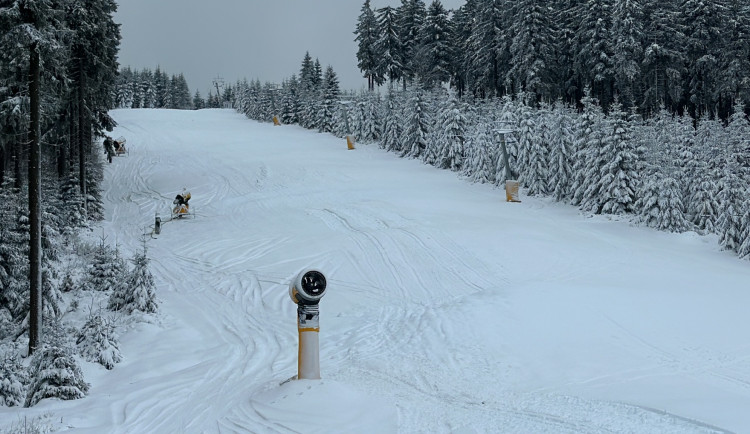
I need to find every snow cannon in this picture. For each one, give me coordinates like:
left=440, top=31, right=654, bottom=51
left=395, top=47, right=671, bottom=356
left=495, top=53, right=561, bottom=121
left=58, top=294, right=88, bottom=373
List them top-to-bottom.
left=289, top=269, right=327, bottom=380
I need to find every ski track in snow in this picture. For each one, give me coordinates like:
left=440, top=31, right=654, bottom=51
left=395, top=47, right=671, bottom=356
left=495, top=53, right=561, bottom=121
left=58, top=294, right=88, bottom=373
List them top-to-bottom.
left=13, top=109, right=748, bottom=433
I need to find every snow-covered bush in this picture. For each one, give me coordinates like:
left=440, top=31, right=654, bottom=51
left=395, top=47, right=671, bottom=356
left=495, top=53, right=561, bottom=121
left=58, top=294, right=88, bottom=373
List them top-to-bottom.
left=60, top=270, right=76, bottom=293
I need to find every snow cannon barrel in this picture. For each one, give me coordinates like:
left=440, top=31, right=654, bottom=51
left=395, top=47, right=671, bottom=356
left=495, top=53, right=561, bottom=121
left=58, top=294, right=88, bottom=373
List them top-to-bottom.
left=289, top=269, right=327, bottom=380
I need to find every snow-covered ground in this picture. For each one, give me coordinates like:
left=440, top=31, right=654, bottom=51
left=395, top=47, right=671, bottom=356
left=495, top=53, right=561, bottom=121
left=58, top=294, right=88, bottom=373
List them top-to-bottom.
left=8, top=108, right=750, bottom=433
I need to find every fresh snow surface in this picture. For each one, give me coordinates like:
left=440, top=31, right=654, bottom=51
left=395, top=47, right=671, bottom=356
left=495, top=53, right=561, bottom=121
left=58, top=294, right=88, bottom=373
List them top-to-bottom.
left=6, top=108, right=750, bottom=433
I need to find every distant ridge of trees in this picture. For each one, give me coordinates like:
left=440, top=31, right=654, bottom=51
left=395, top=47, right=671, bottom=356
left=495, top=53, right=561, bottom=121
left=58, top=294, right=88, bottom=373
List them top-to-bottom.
left=113, top=66, right=193, bottom=110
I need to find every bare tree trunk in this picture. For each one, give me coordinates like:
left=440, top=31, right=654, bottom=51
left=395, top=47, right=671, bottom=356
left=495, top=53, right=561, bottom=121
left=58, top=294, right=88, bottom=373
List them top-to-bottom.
left=28, top=41, right=43, bottom=355
left=77, top=59, right=87, bottom=209
left=69, top=101, right=78, bottom=174
left=57, top=110, right=68, bottom=178
left=13, top=138, right=22, bottom=189
left=0, top=143, right=5, bottom=186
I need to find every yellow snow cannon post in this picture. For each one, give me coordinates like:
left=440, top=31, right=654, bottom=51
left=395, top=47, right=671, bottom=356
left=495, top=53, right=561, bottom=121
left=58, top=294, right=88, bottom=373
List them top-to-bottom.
left=273, top=115, right=281, bottom=126
left=346, top=135, right=356, bottom=150
left=505, top=180, right=521, bottom=203
left=289, top=269, right=327, bottom=380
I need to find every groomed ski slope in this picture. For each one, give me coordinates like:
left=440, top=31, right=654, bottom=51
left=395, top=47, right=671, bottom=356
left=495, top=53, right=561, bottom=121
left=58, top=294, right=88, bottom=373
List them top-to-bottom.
left=35, top=109, right=750, bottom=432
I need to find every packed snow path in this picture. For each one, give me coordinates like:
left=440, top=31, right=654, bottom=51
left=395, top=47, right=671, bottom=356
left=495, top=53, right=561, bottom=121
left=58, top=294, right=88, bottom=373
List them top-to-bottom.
left=57, top=109, right=750, bottom=432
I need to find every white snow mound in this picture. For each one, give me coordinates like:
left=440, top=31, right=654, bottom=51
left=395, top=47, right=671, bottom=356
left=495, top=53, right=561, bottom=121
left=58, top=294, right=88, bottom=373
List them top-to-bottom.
left=250, top=379, right=397, bottom=433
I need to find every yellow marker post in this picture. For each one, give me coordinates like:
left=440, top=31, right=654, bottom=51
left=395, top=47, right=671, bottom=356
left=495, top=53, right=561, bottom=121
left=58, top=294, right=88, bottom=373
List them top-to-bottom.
left=273, top=116, right=281, bottom=126
left=346, top=135, right=355, bottom=150
left=506, top=180, right=521, bottom=202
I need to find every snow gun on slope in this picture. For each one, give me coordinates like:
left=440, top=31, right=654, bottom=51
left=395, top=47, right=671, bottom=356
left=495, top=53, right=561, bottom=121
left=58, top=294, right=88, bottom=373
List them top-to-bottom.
left=114, top=136, right=128, bottom=156
left=150, top=190, right=194, bottom=238
left=172, top=190, right=192, bottom=219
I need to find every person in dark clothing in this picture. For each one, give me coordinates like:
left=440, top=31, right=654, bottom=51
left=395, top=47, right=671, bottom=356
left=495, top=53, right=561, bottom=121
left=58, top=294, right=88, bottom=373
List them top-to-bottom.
left=103, top=136, right=115, bottom=163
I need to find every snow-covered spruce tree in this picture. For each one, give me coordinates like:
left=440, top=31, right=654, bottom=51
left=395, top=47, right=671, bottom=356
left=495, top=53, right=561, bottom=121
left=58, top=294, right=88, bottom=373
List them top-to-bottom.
left=355, top=0, right=383, bottom=91
left=397, top=0, right=427, bottom=89
left=416, top=0, right=453, bottom=89
left=464, top=0, right=506, bottom=97
left=506, top=0, right=556, bottom=100
left=571, top=0, right=615, bottom=108
left=610, top=0, right=644, bottom=109
left=641, top=0, right=685, bottom=114
left=680, top=0, right=726, bottom=118
left=719, top=2, right=750, bottom=116
left=375, top=5, right=403, bottom=87
left=318, top=65, right=340, bottom=134
left=280, top=76, right=299, bottom=125
left=242, top=80, right=258, bottom=120
left=258, top=83, right=276, bottom=123
left=402, top=89, right=430, bottom=158
left=381, top=90, right=403, bottom=153
left=422, top=90, right=443, bottom=166
left=570, top=90, right=599, bottom=206
left=572, top=90, right=607, bottom=212
left=357, top=92, right=381, bottom=143
left=435, top=93, right=466, bottom=172
left=726, top=98, right=750, bottom=172
left=548, top=99, right=575, bottom=201
left=595, top=101, right=639, bottom=215
left=520, top=102, right=549, bottom=196
left=673, top=112, right=699, bottom=212
left=464, top=123, right=496, bottom=184
left=86, top=160, right=105, bottom=222
left=689, top=167, right=722, bottom=234
left=636, top=170, right=691, bottom=232
left=716, top=172, right=745, bottom=253
left=737, top=197, right=750, bottom=260
left=0, top=200, right=30, bottom=321
left=0, top=224, right=25, bottom=325
left=84, top=240, right=128, bottom=293
left=108, top=246, right=158, bottom=314
left=42, top=269, right=63, bottom=320
left=0, top=309, right=13, bottom=341
left=76, top=311, right=121, bottom=370
left=25, top=324, right=89, bottom=407
left=0, top=349, right=28, bottom=407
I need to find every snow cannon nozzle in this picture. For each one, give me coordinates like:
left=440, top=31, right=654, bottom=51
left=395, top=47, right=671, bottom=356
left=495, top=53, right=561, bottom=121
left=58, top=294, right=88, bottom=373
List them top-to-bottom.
left=289, top=269, right=326, bottom=305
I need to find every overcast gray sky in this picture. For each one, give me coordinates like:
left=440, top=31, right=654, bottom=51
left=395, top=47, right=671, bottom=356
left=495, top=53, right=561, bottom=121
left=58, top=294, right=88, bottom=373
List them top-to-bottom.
left=114, top=0, right=466, bottom=96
